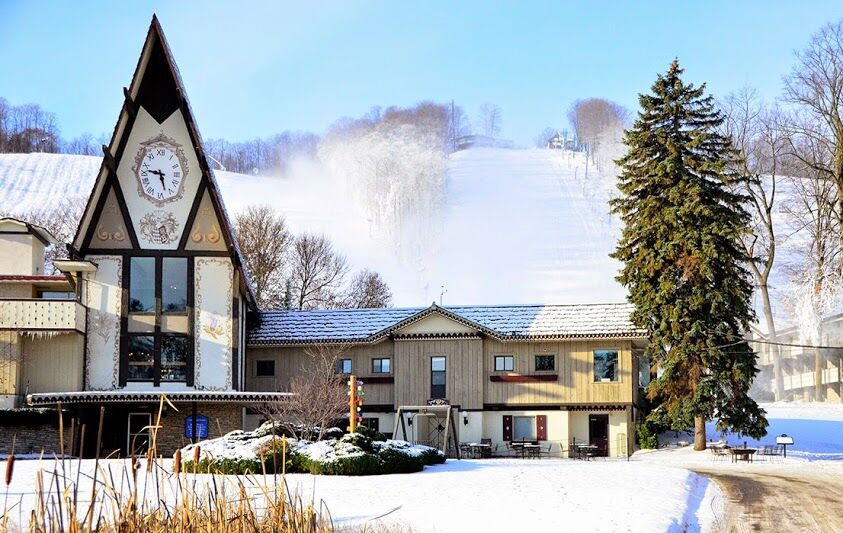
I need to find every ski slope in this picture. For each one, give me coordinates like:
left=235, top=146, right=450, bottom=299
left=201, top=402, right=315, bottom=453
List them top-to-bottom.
left=0, top=149, right=627, bottom=307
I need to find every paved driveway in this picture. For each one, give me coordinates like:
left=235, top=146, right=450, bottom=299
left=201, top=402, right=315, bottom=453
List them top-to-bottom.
left=693, top=466, right=843, bottom=532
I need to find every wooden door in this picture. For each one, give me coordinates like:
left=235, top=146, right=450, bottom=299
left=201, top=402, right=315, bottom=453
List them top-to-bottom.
left=588, top=414, right=609, bottom=457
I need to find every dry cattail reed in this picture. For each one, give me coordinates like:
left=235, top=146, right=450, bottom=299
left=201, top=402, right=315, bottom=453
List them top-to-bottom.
left=192, top=445, right=200, bottom=473
left=173, top=449, right=181, bottom=475
left=4, top=454, right=13, bottom=486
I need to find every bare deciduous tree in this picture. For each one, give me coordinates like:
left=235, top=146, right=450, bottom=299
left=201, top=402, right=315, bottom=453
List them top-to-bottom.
left=784, top=19, right=843, bottom=255
left=722, top=88, right=788, bottom=399
left=567, top=98, right=628, bottom=155
left=476, top=103, right=502, bottom=137
left=535, top=127, right=558, bottom=148
left=782, top=127, right=842, bottom=401
left=63, top=133, right=100, bottom=156
left=233, top=205, right=292, bottom=309
left=289, top=233, right=349, bottom=310
left=343, top=269, right=392, bottom=309
left=260, top=344, right=349, bottom=441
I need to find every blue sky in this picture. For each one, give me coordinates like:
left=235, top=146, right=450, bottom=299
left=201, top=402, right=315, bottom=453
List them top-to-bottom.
left=1, top=1, right=841, bottom=146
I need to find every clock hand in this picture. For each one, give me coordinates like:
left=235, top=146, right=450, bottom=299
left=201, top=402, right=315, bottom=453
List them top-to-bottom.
left=148, top=169, right=166, bottom=189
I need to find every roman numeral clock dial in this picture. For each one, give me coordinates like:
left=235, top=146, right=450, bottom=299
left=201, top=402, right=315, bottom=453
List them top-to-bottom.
left=132, top=133, right=189, bottom=206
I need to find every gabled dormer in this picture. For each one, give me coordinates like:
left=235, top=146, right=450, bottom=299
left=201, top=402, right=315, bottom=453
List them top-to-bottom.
left=0, top=217, right=58, bottom=276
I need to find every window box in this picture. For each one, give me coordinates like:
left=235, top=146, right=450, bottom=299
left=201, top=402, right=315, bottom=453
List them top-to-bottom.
left=489, top=374, right=557, bottom=383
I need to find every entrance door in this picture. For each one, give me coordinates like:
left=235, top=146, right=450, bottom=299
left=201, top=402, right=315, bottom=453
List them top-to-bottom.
left=127, top=413, right=152, bottom=456
left=588, top=414, right=609, bottom=457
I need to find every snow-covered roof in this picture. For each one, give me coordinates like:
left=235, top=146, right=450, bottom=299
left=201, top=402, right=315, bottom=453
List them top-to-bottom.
left=248, top=303, right=645, bottom=345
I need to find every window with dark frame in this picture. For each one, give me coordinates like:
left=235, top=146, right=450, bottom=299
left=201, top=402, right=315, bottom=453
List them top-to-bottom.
left=126, top=257, right=190, bottom=384
left=593, top=350, right=619, bottom=382
left=494, top=355, right=514, bottom=372
left=535, top=355, right=555, bottom=371
left=431, top=356, right=446, bottom=399
left=336, top=358, right=352, bottom=374
left=372, top=358, right=391, bottom=373
left=256, top=360, right=275, bottom=377
left=513, top=416, right=536, bottom=440
left=361, top=418, right=380, bottom=432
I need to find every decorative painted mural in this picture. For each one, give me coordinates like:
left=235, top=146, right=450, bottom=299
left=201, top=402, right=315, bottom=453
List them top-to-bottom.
left=84, top=255, right=122, bottom=390
left=194, top=257, right=233, bottom=390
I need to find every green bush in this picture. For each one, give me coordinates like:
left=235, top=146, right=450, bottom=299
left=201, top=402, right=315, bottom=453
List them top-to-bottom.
left=636, top=419, right=661, bottom=449
left=357, top=425, right=386, bottom=442
left=340, top=432, right=374, bottom=453
left=377, top=447, right=425, bottom=474
left=419, top=448, right=447, bottom=465
left=298, top=452, right=383, bottom=475
left=181, top=457, right=262, bottom=475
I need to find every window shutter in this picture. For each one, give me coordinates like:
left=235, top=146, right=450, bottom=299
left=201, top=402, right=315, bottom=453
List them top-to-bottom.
left=502, top=415, right=512, bottom=441
left=536, top=415, right=547, bottom=441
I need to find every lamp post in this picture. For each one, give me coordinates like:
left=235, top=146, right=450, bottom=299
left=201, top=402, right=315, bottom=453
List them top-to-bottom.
left=347, top=375, right=364, bottom=433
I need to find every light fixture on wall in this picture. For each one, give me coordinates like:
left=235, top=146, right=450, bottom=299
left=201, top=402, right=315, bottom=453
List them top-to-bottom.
left=461, top=411, right=468, bottom=425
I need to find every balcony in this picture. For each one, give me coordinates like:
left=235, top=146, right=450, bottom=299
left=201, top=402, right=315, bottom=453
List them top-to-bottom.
left=0, top=299, right=85, bottom=332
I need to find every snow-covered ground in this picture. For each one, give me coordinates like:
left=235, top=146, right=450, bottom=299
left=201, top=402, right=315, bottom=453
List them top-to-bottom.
left=707, top=402, right=843, bottom=460
left=2, top=456, right=718, bottom=532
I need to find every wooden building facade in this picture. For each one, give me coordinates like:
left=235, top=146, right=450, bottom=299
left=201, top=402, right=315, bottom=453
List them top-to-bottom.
left=247, top=304, right=648, bottom=457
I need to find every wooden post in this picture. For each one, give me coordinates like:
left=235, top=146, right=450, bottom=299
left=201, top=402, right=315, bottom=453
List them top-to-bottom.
left=348, top=374, right=357, bottom=433
left=191, top=401, right=198, bottom=445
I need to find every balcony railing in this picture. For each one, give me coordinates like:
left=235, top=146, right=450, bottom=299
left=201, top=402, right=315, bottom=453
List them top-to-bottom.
left=0, top=299, right=85, bottom=332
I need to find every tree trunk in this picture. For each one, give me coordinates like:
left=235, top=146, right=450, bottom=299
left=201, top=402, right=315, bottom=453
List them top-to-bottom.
left=760, top=284, right=784, bottom=400
left=815, top=348, right=825, bottom=402
left=694, top=416, right=706, bottom=451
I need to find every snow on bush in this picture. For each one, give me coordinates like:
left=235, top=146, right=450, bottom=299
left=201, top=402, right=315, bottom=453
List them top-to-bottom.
left=179, top=422, right=445, bottom=475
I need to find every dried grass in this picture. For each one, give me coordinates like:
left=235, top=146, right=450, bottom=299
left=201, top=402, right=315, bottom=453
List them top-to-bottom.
left=0, top=396, right=362, bottom=533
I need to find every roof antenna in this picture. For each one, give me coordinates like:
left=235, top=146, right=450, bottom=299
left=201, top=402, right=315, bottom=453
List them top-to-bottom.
left=440, top=285, right=447, bottom=306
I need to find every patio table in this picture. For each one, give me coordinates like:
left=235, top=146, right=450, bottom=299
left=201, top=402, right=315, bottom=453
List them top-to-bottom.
left=468, top=443, right=491, bottom=458
left=522, top=443, right=541, bottom=459
left=574, top=444, right=598, bottom=460
left=731, top=448, right=756, bottom=463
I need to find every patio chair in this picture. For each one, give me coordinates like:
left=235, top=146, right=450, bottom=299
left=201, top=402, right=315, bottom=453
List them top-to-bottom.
left=480, top=438, right=493, bottom=458
left=539, top=443, right=554, bottom=458
left=710, top=446, right=727, bottom=462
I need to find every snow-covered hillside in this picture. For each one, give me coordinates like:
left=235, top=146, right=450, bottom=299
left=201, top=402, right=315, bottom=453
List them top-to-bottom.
left=0, top=149, right=627, bottom=307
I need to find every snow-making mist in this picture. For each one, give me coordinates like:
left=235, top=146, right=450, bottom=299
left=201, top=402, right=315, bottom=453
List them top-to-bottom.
left=0, top=147, right=626, bottom=307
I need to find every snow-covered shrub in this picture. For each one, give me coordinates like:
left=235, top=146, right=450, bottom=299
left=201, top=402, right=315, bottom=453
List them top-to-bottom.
left=179, top=423, right=445, bottom=476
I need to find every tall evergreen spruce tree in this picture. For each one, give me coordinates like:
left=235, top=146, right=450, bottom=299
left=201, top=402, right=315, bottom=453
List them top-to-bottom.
left=611, top=60, right=768, bottom=450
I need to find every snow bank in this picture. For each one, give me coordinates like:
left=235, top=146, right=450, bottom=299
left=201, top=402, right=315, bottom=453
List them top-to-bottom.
left=2, top=457, right=723, bottom=532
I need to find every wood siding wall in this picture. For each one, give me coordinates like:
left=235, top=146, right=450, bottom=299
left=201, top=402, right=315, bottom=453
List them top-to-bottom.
left=0, top=332, right=21, bottom=395
left=22, top=333, right=84, bottom=393
left=247, top=338, right=635, bottom=409
left=394, top=338, right=484, bottom=410
left=483, top=339, right=633, bottom=405
left=248, top=344, right=395, bottom=406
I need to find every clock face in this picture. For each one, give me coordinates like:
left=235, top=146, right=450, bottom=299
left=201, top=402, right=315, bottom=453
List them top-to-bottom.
left=132, top=134, right=189, bottom=206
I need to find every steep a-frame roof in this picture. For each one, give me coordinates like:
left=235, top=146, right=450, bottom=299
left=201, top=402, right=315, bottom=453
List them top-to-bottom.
left=71, top=15, right=256, bottom=306
left=248, top=303, right=646, bottom=346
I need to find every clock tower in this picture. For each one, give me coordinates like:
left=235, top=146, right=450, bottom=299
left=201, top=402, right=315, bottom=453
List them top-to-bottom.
left=23, top=16, right=286, bottom=457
